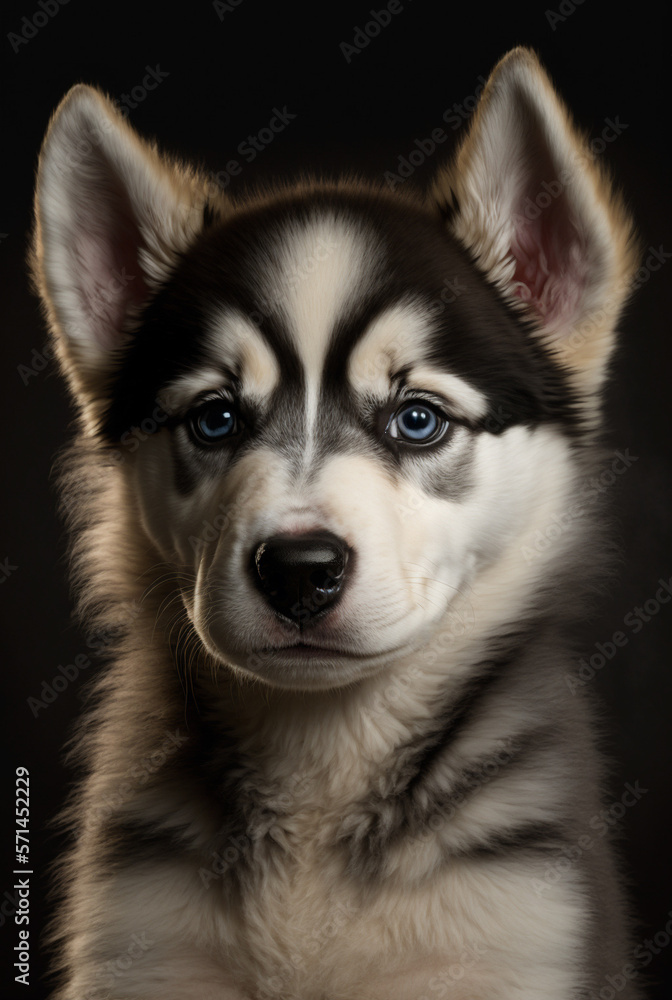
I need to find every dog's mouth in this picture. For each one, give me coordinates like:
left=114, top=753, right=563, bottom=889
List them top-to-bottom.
left=202, top=621, right=418, bottom=690
left=234, top=640, right=410, bottom=691
left=254, top=640, right=410, bottom=663
left=257, top=641, right=358, bottom=659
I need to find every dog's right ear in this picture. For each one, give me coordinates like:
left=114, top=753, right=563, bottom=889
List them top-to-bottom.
left=432, top=49, right=638, bottom=417
left=31, top=85, right=223, bottom=417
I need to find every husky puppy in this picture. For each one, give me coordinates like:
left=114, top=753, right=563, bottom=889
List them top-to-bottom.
left=33, top=47, right=642, bottom=1000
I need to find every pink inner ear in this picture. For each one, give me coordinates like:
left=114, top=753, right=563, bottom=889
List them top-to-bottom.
left=510, top=197, right=587, bottom=337
left=73, top=200, right=149, bottom=352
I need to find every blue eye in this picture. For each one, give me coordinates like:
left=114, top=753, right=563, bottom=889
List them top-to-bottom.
left=191, top=400, right=240, bottom=444
left=389, top=401, right=445, bottom=444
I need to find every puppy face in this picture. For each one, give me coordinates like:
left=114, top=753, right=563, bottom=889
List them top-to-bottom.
left=32, top=50, right=636, bottom=690
left=116, top=201, right=582, bottom=689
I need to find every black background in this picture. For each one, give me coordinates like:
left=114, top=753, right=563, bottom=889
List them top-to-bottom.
left=1, top=2, right=670, bottom=998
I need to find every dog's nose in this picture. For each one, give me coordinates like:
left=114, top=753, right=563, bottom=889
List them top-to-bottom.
left=252, top=532, right=350, bottom=626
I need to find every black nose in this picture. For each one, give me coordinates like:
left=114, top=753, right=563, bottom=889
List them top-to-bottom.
left=252, top=532, right=350, bottom=626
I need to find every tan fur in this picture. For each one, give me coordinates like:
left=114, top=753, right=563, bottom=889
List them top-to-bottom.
left=433, top=47, right=639, bottom=416
left=34, top=48, right=640, bottom=1000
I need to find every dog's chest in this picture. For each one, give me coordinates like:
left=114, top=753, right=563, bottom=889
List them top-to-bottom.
left=203, top=708, right=483, bottom=992
left=212, top=749, right=385, bottom=983
left=218, top=803, right=360, bottom=990
left=219, top=815, right=503, bottom=1000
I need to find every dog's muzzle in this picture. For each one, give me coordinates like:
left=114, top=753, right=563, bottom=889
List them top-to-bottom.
left=252, top=532, right=350, bottom=626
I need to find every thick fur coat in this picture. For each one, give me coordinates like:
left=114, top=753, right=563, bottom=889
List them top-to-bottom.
left=32, top=48, right=642, bottom=999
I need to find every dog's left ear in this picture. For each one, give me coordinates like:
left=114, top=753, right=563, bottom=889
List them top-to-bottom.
left=433, top=48, right=638, bottom=400
left=31, top=84, right=224, bottom=418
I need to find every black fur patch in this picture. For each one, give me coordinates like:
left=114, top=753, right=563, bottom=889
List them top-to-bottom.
left=101, top=185, right=581, bottom=456
left=202, top=201, right=218, bottom=229
left=339, top=640, right=561, bottom=880
left=402, top=660, right=513, bottom=795
left=99, top=818, right=191, bottom=870
left=458, top=820, right=567, bottom=858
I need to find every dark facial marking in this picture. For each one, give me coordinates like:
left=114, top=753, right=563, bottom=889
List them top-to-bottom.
left=101, top=184, right=581, bottom=499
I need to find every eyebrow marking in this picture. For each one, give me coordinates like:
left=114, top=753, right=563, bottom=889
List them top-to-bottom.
left=347, top=304, right=488, bottom=423
left=204, top=310, right=282, bottom=400
left=403, top=367, right=488, bottom=422
left=160, top=368, right=233, bottom=414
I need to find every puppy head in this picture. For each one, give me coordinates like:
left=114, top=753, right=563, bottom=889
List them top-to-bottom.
left=33, top=50, right=637, bottom=691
